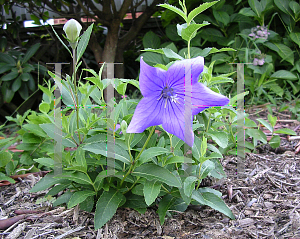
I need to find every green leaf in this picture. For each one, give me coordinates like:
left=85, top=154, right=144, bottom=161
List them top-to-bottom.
left=248, top=0, right=262, bottom=17
left=274, top=0, right=293, bottom=15
left=187, top=1, right=218, bottom=24
left=289, top=2, right=300, bottom=17
left=158, top=4, right=187, bottom=22
left=239, top=7, right=257, bottom=17
left=213, top=10, right=230, bottom=26
left=77, top=23, right=93, bottom=63
left=181, top=23, right=210, bottom=42
left=166, top=25, right=182, bottom=41
left=200, top=28, right=224, bottom=42
left=143, top=31, right=161, bottom=49
left=290, top=32, right=300, bottom=48
left=264, top=42, right=294, bottom=65
left=22, top=43, right=40, bottom=64
left=0, top=52, right=16, bottom=64
left=0, top=63, right=14, bottom=74
left=270, top=70, right=297, bottom=80
left=1, top=71, right=19, bottom=81
left=21, top=73, right=30, bottom=82
left=11, top=75, right=21, bottom=92
left=116, top=82, right=127, bottom=95
left=39, top=102, right=50, bottom=113
left=256, top=118, right=273, bottom=133
left=40, top=123, right=77, bottom=147
left=23, top=124, right=47, bottom=137
left=246, top=128, right=267, bottom=144
left=274, top=128, right=296, bottom=135
left=206, top=131, right=228, bottom=148
left=22, top=133, right=41, bottom=143
left=192, top=135, right=201, bottom=160
left=269, top=135, right=281, bottom=149
left=83, top=142, right=131, bottom=165
left=75, top=147, right=87, bottom=171
left=137, top=147, right=169, bottom=165
left=0, top=151, right=12, bottom=167
left=165, top=156, right=193, bottom=165
left=33, top=158, right=55, bottom=168
left=200, top=160, right=215, bottom=179
left=132, top=164, right=182, bottom=188
left=0, top=172, right=15, bottom=184
left=55, top=172, right=93, bottom=185
left=30, top=173, right=66, bottom=192
left=183, top=176, right=198, bottom=197
left=143, top=180, right=161, bottom=206
left=94, top=189, right=126, bottom=230
left=68, top=190, right=96, bottom=208
left=53, top=191, right=72, bottom=207
left=192, top=191, right=235, bottom=219
left=157, top=194, right=177, bottom=225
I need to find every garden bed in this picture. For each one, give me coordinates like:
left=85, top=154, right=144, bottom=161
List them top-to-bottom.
left=1, top=136, right=300, bottom=239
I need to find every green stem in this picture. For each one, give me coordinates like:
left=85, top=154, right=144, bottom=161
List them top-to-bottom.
left=187, top=40, right=191, bottom=59
left=72, top=48, right=81, bottom=143
left=119, top=126, right=156, bottom=187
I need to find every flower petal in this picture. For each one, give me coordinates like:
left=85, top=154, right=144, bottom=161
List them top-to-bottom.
left=166, top=56, right=204, bottom=90
left=139, top=57, right=166, bottom=97
left=191, top=82, right=230, bottom=115
left=127, top=96, right=164, bottom=133
left=162, top=98, right=194, bottom=147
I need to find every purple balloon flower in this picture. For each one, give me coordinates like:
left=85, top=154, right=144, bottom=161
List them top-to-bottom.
left=126, top=56, right=229, bottom=147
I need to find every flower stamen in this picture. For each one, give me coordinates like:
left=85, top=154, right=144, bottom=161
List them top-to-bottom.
left=157, top=85, right=179, bottom=108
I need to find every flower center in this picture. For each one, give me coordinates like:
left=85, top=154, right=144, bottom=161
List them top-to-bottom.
left=157, top=85, right=179, bottom=108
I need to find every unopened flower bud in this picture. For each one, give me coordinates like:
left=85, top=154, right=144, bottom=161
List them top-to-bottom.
left=63, top=19, right=82, bottom=49
left=121, top=120, right=127, bottom=134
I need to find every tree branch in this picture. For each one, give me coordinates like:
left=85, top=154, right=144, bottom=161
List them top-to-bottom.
left=77, top=0, right=110, bottom=25
left=118, top=0, right=164, bottom=49
left=118, top=0, right=133, bottom=20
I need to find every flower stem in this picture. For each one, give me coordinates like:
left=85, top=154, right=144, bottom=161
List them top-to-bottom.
left=187, top=40, right=191, bottom=59
left=72, top=48, right=81, bottom=142
left=119, top=126, right=156, bottom=187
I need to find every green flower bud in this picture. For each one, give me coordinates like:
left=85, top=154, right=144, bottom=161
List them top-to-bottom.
left=63, top=19, right=82, bottom=49
left=121, top=120, right=128, bottom=134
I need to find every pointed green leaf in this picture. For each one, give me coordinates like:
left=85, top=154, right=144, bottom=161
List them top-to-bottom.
left=248, top=0, right=262, bottom=17
left=187, top=1, right=218, bottom=24
left=158, top=4, right=187, bottom=22
left=213, top=10, right=230, bottom=26
left=77, top=23, right=93, bottom=63
left=181, top=23, right=209, bottom=42
left=50, top=25, right=71, bottom=56
left=143, top=31, right=161, bottom=49
left=290, top=32, right=300, bottom=48
left=22, top=43, right=40, bottom=64
left=270, top=70, right=297, bottom=80
left=1, top=71, right=19, bottom=81
left=256, top=118, right=273, bottom=133
left=274, top=128, right=296, bottom=135
left=206, top=131, right=228, bottom=148
left=269, top=135, right=281, bottom=149
left=83, top=142, right=131, bottom=165
left=75, top=147, right=87, bottom=171
left=137, top=147, right=169, bottom=165
left=0, top=151, right=12, bottom=167
left=165, top=156, right=193, bottom=165
left=33, top=158, right=55, bottom=168
left=200, top=160, right=215, bottom=179
left=132, top=164, right=182, bottom=188
left=0, top=172, right=15, bottom=184
left=55, top=172, right=93, bottom=185
left=30, top=173, right=67, bottom=192
left=183, top=176, right=198, bottom=197
left=143, top=180, right=161, bottom=206
left=94, top=189, right=126, bottom=229
left=68, top=190, right=96, bottom=208
left=192, top=191, right=235, bottom=219
left=157, top=194, right=177, bottom=225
